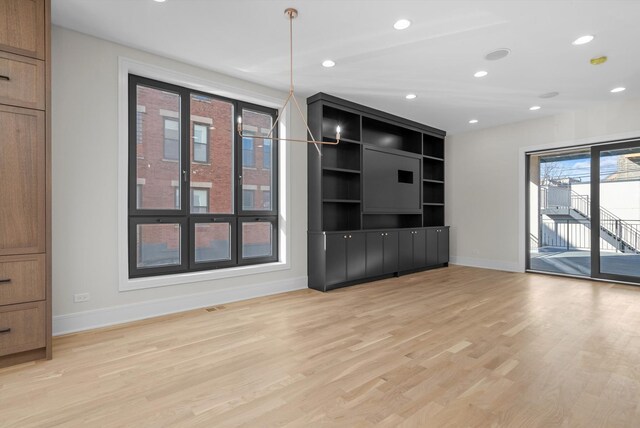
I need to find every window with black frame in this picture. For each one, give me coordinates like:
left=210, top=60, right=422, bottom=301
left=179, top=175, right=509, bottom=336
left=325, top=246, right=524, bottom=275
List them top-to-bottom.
left=128, top=75, right=278, bottom=278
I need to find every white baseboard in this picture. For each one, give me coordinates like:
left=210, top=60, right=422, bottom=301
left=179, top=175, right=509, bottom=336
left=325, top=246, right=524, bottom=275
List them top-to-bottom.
left=450, top=256, right=522, bottom=273
left=53, top=276, right=308, bottom=336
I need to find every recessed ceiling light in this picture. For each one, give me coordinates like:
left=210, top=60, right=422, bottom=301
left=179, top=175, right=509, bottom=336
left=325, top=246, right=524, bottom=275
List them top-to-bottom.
left=153, top=0, right=166, bottom=2
left=394, top=19, right=411, bottom=30
left=572, top=35, right=594, bottom=45
left=485, top=48, right=511, bottom=61
left=322, top=60, right=335, bottom=68
left=474, top=70, right=488, bottom=78
left=611, top=87, right=626, bottom=93
left=539, top=91, right=559, bottom=99
left=405, top=93, right=417, bottom=100
left=529, top=106, right=541, bottom=111
left=469, top=119, right=478, bottom=124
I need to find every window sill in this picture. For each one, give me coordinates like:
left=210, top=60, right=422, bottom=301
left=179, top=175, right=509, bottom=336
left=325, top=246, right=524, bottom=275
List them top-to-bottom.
left=120, top=260, right=289, bottom=292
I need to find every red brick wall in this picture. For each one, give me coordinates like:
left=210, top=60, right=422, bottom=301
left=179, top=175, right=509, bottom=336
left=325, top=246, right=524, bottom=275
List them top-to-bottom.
left=134, top=86, right=274, bottom=257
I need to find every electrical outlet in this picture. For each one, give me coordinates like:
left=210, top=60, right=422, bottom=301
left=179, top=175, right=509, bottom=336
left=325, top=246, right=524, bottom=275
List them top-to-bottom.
left=74, top=293, right=90, bottom=303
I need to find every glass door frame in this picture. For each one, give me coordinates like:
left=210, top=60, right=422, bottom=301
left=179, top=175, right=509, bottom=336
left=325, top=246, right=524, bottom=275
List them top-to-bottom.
left=526, top=137, right=640, bottom=285
left=591, top=140, right=640, bottom=284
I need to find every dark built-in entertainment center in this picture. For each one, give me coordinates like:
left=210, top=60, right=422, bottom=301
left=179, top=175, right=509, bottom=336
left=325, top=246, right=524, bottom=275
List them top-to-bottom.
left=307, top=93, right=449, bottom=291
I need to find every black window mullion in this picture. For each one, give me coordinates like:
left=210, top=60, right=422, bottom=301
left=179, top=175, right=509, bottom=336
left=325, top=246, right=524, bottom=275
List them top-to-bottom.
left=182, top=88, right=192, bottom=268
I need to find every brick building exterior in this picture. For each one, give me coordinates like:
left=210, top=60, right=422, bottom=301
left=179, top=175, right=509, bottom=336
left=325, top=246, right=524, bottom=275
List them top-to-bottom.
left=135, top=86, right=274, bottom=266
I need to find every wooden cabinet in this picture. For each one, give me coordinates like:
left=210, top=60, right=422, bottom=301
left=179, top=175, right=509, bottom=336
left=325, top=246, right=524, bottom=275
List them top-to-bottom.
left=0, top=0, right=50, bottom=368
left=0, top=0, right=46, bottom=60
left=0, top=50, right=45, bottom=109
left=307, top=93, right=448, bottom=292
left=0, top=105, right=45, bottom=255
left=426, top=227, right=449, bottom=266
left=399, top=229, right=426, bottom=272
left=366, top=231, right=399, bottom=277
left=325, top=232, right=366, bottom=288
left=0, top=255, right=45, bottom=305
left=0, top=301, right=46, bottom=357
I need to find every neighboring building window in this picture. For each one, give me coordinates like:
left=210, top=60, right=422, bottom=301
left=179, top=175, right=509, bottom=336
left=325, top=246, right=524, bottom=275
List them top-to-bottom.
left=128, top=74, right=278, bottom=278
left=136, top=111, right=144, bottom=145
left=163, top=117, right=180, bottom=160
left=193, top=123, right=208, bottom=163
left=242, top=137, right=254, bottom=167
left=263, top=139, right=271, bottom=169
left=136, top=184, right=143, bottom=208
left=191, top=188, right=209, bottom=213
left=242, top=189, right=255, bottom=208
left=262, top=190, right=271, bottom=210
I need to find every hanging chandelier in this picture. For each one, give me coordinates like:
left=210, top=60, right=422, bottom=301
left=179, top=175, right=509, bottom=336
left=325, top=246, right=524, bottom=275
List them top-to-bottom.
left=236, top=8, right=341, bottom=153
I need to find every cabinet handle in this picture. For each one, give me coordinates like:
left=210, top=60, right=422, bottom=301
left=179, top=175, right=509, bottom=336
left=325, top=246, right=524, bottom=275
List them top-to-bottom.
left=0, top=75, right=10, bottom=81
left=0, top=278, right=11, bottom=284
left=0, top=328, right=10, bottom=334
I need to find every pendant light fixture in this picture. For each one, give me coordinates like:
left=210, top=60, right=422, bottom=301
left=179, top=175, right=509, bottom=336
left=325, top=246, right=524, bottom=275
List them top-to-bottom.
left=237, top=8, right=341, bottom=154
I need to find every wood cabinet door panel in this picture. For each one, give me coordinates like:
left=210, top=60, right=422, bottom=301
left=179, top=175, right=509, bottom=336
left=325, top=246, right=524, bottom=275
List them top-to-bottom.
left=0, top=0, right=46, bottom=59
left=0, top=51, right=45, bottom=109
left=0, top=105, right=45, bottom=255
left=426, top=229, right=438, bottom=266
left=438, top=229, right=449, bottom=264
left=413, top=230, right=426, bottom=268
left=383, top=231, right=399, bottom=274
left=399, top=231, right=413, bottom=271
left=366, top=232, right=384, bottom=277
left=347, top=233, right=366, bottom=281
left=325, top=234, right=347, bottom=286
left=0, top=254, right=45, bottom=305
left=0, top=301, right=45, bottom=356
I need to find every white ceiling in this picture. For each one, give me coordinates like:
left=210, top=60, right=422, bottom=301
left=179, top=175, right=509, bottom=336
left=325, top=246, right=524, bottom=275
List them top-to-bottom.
left=52, top=0, right=640, bottom=134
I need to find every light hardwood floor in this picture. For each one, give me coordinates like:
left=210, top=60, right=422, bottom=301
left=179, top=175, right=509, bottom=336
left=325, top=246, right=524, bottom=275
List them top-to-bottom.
left=2, top=265, right=640, bottom=427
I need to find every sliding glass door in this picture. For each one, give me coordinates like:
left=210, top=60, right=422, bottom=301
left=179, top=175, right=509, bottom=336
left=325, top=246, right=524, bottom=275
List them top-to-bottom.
left=527, top=139, right=640, bottom=284
left=593, top=142, right=640, bottom=282
left=528, top=149, right=592, bottom=276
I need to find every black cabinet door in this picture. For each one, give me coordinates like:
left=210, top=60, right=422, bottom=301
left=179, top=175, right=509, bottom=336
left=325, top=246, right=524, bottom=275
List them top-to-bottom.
left=438, top=228, right=449, bottom=264
left=426, top=229, right=438, bottom=266
left=399, top=230, right=414, bottom=271
left=413, top=230, right=426, bottom=268
left=383, top=231, right=399, bottom=274
left=347, top=232, right=367, bottom=280
left=366, top=232, right=384, bottom=277
left=325, top=234, right=347, bottom=286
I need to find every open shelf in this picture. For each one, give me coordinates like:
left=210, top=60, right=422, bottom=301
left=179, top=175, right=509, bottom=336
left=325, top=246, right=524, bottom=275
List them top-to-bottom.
left=322, top=105, right=360, bottom=141
left=362, top=116, right=422, bottom=154
left=423, top=133, right=444, bottom=159
left=322, top=141, right=361, bottom=171
left=423, top=157, right=444, bottom=181
left=323, top=166, right=360, bottom=174
left=323, top=169, right=360, bottom=201
left=423, top=181, right=444, bottom=204
left=324, top=199, right=361, bottom=204
left=323, top=201, right=361, bottom=231
left=423, top=205, right=445, bottom=227
left=363, top=214, right=422, bottom=230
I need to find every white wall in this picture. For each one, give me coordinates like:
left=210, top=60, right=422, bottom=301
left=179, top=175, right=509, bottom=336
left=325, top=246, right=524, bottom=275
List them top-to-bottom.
left=51, top=26, right=308, bottom=334
left=446, top=98, right=640, bottom=272
left=573, top=181, right=640, bottom=220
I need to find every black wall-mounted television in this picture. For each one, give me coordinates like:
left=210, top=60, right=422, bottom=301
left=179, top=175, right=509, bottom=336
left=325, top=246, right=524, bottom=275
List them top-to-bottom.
left=362, top=147, right=422, bottom=214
